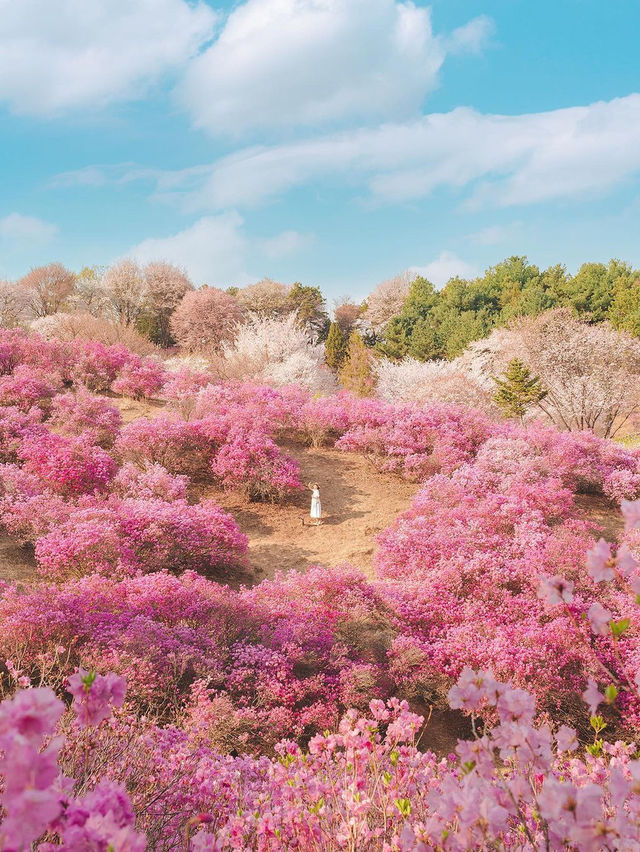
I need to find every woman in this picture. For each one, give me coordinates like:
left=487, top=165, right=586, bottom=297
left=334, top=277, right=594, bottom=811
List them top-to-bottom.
left=309, top=482, right=322, bottom=525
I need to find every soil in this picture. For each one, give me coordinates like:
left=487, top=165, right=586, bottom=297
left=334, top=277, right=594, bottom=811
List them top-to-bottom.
left=205, top=442, right=417, bottom=583
left=574, top=493, right=624, bottom=542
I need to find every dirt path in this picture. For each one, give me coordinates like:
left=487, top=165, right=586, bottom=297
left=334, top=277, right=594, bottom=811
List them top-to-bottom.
left=206, top=443, right=417, bottom=582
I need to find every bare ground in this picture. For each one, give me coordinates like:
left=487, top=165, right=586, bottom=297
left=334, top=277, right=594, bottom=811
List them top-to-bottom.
left=203, top=442, right=417, bottom=582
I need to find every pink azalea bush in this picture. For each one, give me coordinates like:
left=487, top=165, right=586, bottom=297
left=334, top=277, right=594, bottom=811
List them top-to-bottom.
left=110, top=356, right=166, bottom=399
left=0, top=364, right=62, bottom=413
left=49, top=386, right=122, bottom=447
left=116, top=415, right=213, bottom=477
left=18, top=430, right=117, bottom=496
left=210, top=431, right=302, bottom=501
left=34, top=498, right=248, bottom=581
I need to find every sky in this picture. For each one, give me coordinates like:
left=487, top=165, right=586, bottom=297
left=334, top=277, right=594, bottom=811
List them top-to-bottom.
left=1, top=0, right=639, bottom=302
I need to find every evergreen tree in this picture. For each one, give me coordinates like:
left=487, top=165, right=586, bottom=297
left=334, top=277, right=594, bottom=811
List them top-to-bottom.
left=287, top=282, right=330, bottom=338
left=376, top=317, right=408, bottom=360
left=407, top=317, right=441, bottom=361
left=324, top=321, right=349, bottom=370
left=339, top=332, right=376, bottom=397
left=493, top=358, right=547, bottom=419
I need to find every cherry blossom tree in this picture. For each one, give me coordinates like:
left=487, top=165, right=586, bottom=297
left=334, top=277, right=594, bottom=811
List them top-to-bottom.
left=102, top=259, right=146, bottom=327
left=141, top=261, right=194, bottom=347
left=18, top=262, right=75, bottom=318
left=363, top=270, right=413, bottom=332
left=235, top=277, right=291, bottom=318
left=0, top=280, right=28, bottom=328
left=170, top=286, right=243, bottom=353
left=459, top=309, right=640, bottom=437
left=219, top=313, right=336, bottom=394
left=376, top=356, right=496, bottom=413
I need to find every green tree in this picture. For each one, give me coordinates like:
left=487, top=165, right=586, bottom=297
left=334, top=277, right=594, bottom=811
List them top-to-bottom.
left=287, top=282, right=330, bottom=338
left=376, top=316, right=409, bottom=360
left=407, top=317, right=442, bottom=361
left=324, top=321, right=349, bottom=370
left=339, top=332, right=376, bottom=396
left=493, top=358, right=547, bottom=419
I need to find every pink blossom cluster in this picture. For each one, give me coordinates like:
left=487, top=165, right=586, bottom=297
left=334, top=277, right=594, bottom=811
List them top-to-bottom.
left=0, top=327, right=166, bottom=399
left=49, top=386, right=122, bottom=447
left=0, top=567, right=391, bottom=740
left=6, top=668, right=640, bottom=850
left=0, top=672, right=144, bottom=850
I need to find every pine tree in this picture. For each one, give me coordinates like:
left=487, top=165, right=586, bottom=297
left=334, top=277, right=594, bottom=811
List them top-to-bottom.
left=376, top=317, right=408, bottom=360
left=407, top=318, right=441, bottom=361
left=324, top=321, right=349, bottom=370
left=339, top=332, right=376, bottom=397
left=493, top=358, right=547, bottom=419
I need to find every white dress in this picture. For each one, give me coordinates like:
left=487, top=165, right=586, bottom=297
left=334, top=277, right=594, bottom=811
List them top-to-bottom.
left=310, top=488, right=322, bottom=520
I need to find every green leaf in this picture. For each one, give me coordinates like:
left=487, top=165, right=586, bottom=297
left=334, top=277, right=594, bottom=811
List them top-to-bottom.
left=611, top=618, right=630, bottom=638
left=604, top=684, right=618, bottom=704
left=590, top=715, right=607, bottom=733
left=394, top=798, right=412, bottom=817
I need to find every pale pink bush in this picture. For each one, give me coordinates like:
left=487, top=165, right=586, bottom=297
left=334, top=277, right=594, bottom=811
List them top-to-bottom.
left=49, top=386, right=122, bottom=447
left=19, top=431, right=117, bottom=496
left=112, top=462, right=189, bottom=501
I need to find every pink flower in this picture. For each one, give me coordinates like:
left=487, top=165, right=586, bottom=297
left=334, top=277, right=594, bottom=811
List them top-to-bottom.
left=622, top=499, right=640, bottom=531
left=586, top=538, right=615, bottom=582
left=616, top=543, right=639, bottom=578
left=537, top=575, right=574, bottom=606
left=587, top=602, right=611, bottom=636
left=448, top=667, right=498, bottom=713
left=68, top=669, right=126, bottom=728
left=582, top=679, right=604, bottom=715
left=0, top=687, right=63, bottom=745
left=555, top=724, right=578, bottom=752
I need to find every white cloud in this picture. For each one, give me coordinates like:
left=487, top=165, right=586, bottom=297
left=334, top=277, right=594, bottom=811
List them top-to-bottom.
left=0, top=0, right=215, bottom=115
left=177, top=0, right=489, bottom=137
left=445, top=15, right=494, bottom=56
left=156, top=93, right=640, bottom=210
left=51, top=94, right=640, bottom=217
left=0, top=213, right=58, bottom=247
left=129, top=213, right=250, bottom=287
left=128, top=214, right=310, bottom=286
left=467, top=223, right=522, bottom=246
left=259, top=230, right=314, bottom=259
left=410, top=252, right=478, bottom=287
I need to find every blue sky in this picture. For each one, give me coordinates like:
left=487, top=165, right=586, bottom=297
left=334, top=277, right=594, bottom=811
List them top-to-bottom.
left=1, top=0, right=639, bottom=301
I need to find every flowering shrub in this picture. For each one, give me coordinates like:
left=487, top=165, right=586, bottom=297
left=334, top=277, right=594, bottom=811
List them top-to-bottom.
left=110, top=356, right=166, bottom=399
left=0, top=364, right=62, bottom=412
left=49, top=386, right=122, bottom=447
left=337, top=403, right=493, bottom=480
left=0, top=405, right=43, bottom=463
left=116, top=415, right=213, bottom=477
left=18, top=430, right=117, bottom=496
left=211, top=431, right=302, bottom=501
left=112, top=461, right=189, bottom=501
left=34, top=497, right=249, bottom=581
left=0, top=567, right=392, bottom=734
